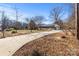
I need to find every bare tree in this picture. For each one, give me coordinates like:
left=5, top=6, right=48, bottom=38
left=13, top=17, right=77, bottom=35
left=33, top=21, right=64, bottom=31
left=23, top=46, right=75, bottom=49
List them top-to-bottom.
left=64, top=4, right=76, bottom=36
left=66, top=4, right=75, bottom=29
left=50, top=5, right=76, bottom=36
left=50, top=7, right=64, bottom=30
left=50, top=7, right=64, bottom=21
left=1, top=11, right=7, bottom=38
left=33, top=16, right=44, bottom=30
left=4, top=17, right=10, bottom=29
left=25, top=18, right=30, bottom=29
left=25, top=18, right=30, bottom=23
left=28, top=19, right=37, bottom=32
left=15, top=21, right=22, bottom=29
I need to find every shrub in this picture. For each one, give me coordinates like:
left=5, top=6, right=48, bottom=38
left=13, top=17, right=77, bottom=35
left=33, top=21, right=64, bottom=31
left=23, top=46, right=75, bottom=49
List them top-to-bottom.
left=11, top=30, right=17, bottom=34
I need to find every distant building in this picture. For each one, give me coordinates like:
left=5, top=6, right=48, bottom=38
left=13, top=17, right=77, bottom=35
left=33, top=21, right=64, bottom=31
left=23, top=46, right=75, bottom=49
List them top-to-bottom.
left=53, top=24, right=60, bottom=30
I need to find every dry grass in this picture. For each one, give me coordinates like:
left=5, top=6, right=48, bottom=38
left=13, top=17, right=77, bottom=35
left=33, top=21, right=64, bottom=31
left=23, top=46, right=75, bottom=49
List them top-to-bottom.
left=0, top=29, right=47, bottom=39
left=13, top=32, right=79, bottom=56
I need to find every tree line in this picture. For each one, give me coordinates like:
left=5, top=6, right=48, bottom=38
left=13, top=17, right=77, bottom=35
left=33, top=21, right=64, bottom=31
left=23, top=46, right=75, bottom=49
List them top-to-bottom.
left=0, top=4, right=76, bottom=38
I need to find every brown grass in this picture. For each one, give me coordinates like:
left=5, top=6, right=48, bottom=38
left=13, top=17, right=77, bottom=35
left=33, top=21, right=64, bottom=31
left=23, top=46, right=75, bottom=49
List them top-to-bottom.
left=0, top=29, right=47, bottom=39
left=13, top=32, right=79, bottom=56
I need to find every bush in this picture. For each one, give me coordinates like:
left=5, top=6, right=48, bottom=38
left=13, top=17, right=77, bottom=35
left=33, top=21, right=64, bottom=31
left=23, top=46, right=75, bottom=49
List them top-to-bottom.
left=5, top=29, right=11, bottom=31
left=11, top=30, right=17, bottom=34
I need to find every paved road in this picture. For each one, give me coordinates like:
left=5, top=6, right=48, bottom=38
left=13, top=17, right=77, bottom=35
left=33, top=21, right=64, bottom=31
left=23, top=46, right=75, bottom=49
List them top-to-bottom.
left=0, top=30, right=61, bottom=56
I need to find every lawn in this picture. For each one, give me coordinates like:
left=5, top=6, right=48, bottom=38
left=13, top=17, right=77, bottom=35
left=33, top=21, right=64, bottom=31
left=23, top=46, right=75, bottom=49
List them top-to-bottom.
left=0, top=29, right=51, bottom=39
left=13, top=31, right=78, bottom=56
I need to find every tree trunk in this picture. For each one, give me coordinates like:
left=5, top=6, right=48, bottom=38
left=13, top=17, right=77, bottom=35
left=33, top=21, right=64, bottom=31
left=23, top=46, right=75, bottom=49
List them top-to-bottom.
left=77, top=4, right=79, bottom=39
left=2, top=30, right=5, bottom=38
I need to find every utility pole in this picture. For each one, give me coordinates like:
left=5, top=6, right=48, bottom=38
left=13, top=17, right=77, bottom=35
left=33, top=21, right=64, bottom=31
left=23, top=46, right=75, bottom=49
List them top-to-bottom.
left=14, top=6, right=18, bottom=32
left=14, top=6, right=23, bottom=31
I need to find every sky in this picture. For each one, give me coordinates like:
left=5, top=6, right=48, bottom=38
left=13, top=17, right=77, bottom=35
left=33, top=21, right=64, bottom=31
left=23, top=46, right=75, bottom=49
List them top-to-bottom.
left=0, top=3, right=73, bottom=24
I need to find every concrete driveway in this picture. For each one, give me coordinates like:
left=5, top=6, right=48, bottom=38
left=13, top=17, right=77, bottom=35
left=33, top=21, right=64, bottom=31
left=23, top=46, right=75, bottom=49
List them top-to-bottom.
left=0, top=30, right=61, bottom=56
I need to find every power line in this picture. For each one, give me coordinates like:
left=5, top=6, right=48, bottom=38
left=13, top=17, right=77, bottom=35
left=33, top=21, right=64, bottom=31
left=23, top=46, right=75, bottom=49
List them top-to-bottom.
left=0, top=4, right=23, bottom=18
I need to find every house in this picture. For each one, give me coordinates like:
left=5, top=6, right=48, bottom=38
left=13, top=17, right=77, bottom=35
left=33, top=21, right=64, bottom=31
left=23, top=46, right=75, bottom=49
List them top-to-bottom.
left=53, top=24, right=60, bottom=30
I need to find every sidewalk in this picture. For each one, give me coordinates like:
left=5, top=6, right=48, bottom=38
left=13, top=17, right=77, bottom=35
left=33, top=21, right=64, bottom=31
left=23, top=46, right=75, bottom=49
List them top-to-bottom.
left=0, top=30, right=61, bottom=56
